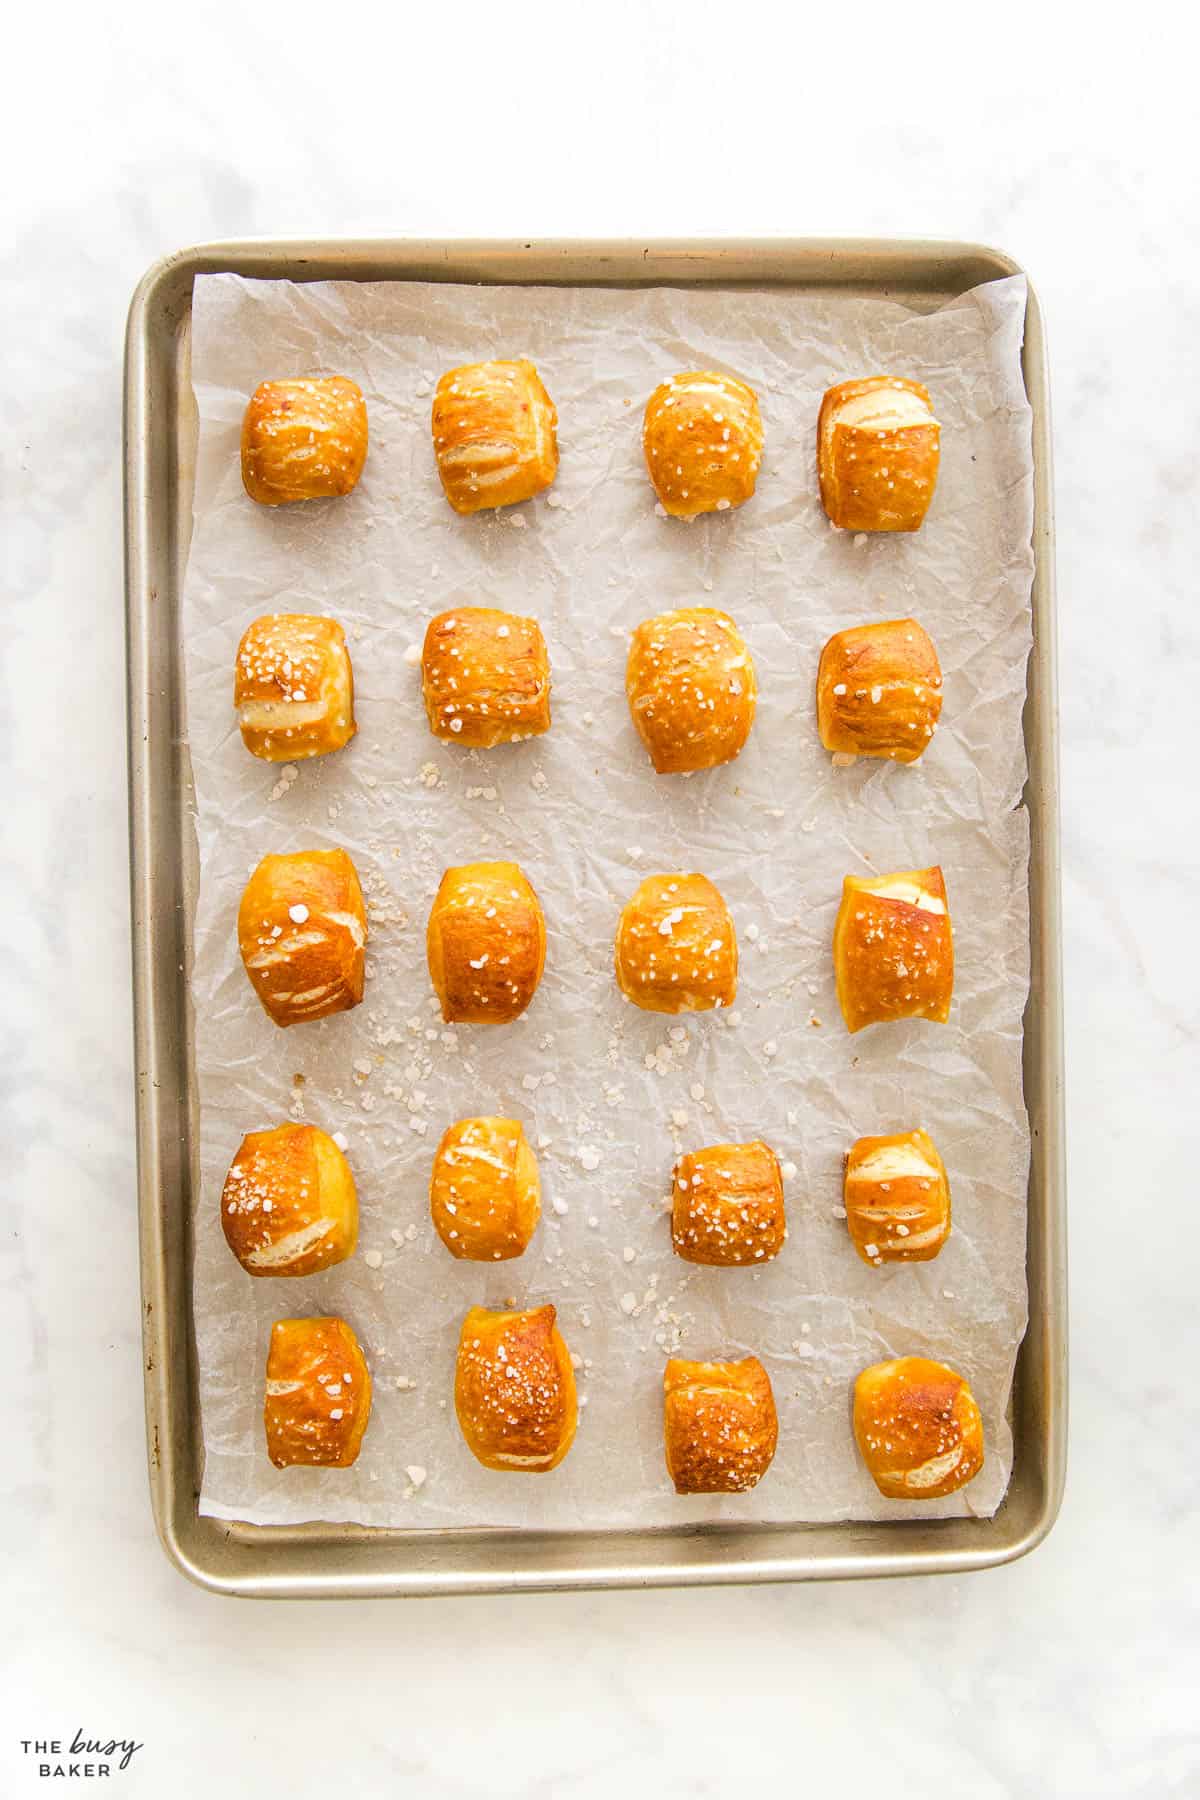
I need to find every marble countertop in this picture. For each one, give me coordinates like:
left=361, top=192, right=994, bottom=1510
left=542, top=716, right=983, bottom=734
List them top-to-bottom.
left=2, top=5, right=1195, bottom=1796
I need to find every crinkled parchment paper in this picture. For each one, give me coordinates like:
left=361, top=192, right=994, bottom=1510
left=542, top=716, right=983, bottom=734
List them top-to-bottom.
left=184, top=270, right=1034, bottom=1528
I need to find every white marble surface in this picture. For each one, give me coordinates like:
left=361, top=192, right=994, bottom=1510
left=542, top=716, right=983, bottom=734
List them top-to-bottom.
left=2, top=5, right=1196, bottom=1796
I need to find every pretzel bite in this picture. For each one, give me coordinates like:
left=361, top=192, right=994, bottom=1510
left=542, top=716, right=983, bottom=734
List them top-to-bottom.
left=432, top=359, right=558, bottom=514
left=643, top=370, right=763, bottom=519
left=817, top=376, right=939, bottom=532
left=241, top=377, right=367, bottom=505
left=421, top=607, right=551, bottom=747
left=626, top=608, right=757, bottom=774
left=234, top=613, right=356, bottom=762
left=816, top=618, right=942, bottom=763
left=237, top=848, right=367, bottom=1028
left=427, top=861, right=546, bottom=1024
left=833, top=865, right=953, bottom=1033
left=615, top=872, right=737, bottom=1015
left=429, top=1116, right=541, bottom=1261
left=221, top=1122, right=358, bottom=1276
left=844, top=1129, right=951, bottom=1265
left=671, top=1140, right=786, bottom=1266
left=454, top=1304, right=577, bottom=1472
left=264, top=1316, right=372, bottom=1468
left=663, top=1355, right=778, bottom=1494
left=853, top=1356, right=984, bottom=1499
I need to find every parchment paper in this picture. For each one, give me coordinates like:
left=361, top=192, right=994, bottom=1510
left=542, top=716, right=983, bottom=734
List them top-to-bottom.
left=184, top=270, right=1034, bottom=1528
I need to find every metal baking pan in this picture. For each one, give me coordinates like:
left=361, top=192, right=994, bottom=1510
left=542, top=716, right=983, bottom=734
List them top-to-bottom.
left=124, top=238, right=1066, bottom=1595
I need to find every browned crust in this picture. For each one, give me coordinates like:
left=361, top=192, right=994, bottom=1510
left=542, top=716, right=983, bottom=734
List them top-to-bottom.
left=431, top=359, right=558, bottom=514
left=643, top=370, right=763, bottom=519
left=817, top=376, right=939, bottom=532
left=241, top=377, right=367, bottom=506
left=421, top=607, right=551, bottom=747
left=626, top=608, right=757, bottom=773
left=234, top=613, right=356, bottom=762
left=816, top=618, right=942, bottom=763
left=237, top=848, right=367, bottom=1028
left=426, top=861, right=546, bottom=1024
left=832, top=865, right=953, bottom=1033
left=615, top=872, right=737, bottom=1015
left=429, top=1117, right=541, bottom=1261
left=222, top=1122, right=358, bottom=1277
left=843, top=1129, right=950, bottom=1265
left=671, top=1140, right=786, bottom=1266
left=454, top=1304, right=577, bottom=1472
left=264, top=1316, right=372, bottom=1468
left=663, top=1356, right=778, bottom=1493
left=853, top=1357, right=984, bottom=1499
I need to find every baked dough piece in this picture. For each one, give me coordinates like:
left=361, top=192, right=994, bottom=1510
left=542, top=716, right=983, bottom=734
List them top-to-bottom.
left=431, top=359, right=558, bottom=514
left=643, top=371, right=763, bottom=519
left=817, top=376, right=940, bottom=532
left=241, top=377, right=368, bottom=505
left=421, top=607, right=551, bottom=747
left=626, top=608, right=757, bottom=774
left=234, top=613, right=356, bottom=762
left=816, top=618, right=942, bottom=763
left=238, top=848, right=367, bottom=1028
left=427, top=861, right=546, bottom=1024
left=833, top=865, right=953, bottom=1033
left=615, top=872, right=737, bottom=1015
left=430, top=1117, right=541, bottom=1261
left=222, top=1122, right=358, bottom=1276
left=844, top=1129, right=950, bottom=1265
left=671, top=1140, right=786, bottom=1266
left=454, top=1304, right=577, bottom=1472
left=264, top=1316, right=372, bottom=1468
left=663, top=1356, right=778, bottom=1493
left=853, top=1356, right=984, bottom=1499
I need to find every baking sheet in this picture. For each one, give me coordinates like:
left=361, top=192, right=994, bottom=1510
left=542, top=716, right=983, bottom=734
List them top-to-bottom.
left=183, top=270, right=1034, bottom=1529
